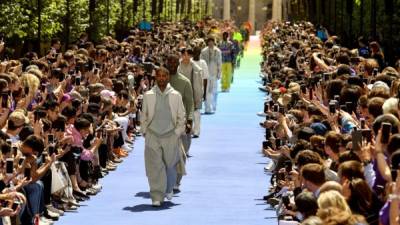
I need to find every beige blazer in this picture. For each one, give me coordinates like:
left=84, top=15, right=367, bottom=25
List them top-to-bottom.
left=140, top=84, right=186, bottom=136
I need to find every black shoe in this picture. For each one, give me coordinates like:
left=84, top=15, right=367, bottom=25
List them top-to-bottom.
left=192, top=135, right=199, bottom=138
left=73, top=190, right=90, bottom=200
left=267, top=197, right=280, bottom=207
left=44, top=210, right=59, bottom=221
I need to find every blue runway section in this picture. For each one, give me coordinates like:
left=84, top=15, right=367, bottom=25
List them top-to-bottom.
left=57, top=36, right=277, bottom=225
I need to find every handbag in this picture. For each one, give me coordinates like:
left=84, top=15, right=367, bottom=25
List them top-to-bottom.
left=51, top=162, right=68, bottom=194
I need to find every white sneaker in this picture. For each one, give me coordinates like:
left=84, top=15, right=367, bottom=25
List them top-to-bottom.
left=165, top=192, right=173, bottom=200
left=152, top=201, right=161, bottom=207
left=46, top=205, right=64, bottom=216
left=39, top=217, right=54, bottom=225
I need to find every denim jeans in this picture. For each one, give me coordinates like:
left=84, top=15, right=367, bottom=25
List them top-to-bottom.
left=22, top=181, right=44, bottom=224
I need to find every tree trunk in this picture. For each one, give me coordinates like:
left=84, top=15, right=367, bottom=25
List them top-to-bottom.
left=37, top=0, right=42, bottom=53
left=65, top=0, right=71, bottom=48
left=88, top=0, right=96, bottom=41
left=107, top=0, right=111, bottom=34
left=133, top=0, right=139, bottom=13
left=142, top=0, right=146, bottom=18
left=151, top=0, right=157, bottom=19
left=158, top=0, right=164, bottom=20
left=181, top=0, right=185, bottom=15
left=187, top=0, right=192, bottom=19
left=205, top=0, right=209, bottom=15
left=346, top=0, right=353, bottom=46
left=359, top=0, right=364, bottom=34
left=371, top=0, right=377, bottom=38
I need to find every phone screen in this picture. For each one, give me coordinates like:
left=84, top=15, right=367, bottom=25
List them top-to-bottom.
left=75, top=76, right=81, bottom=86
left=1, top=93, right=8, bottom=108
left=264, top=102, right=269, bottom=113
left=329, top=102, right=336, bottom=114
left=273, top=104, right=279, bottom=112
left=381, top=122, right=392, bottom=144
left=352, top=130, right=363, bottom=151
left=48, top=134, right=54, bottom=144
left=48, top=145, right=55, bottom=155
left=18, top=157, right=25, bottom=165
left=6, top=159, right=13, bottom=174
left=24, top=168, right=31, bottom=179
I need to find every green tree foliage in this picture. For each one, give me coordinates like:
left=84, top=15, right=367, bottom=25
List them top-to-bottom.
left=0, top=0, right=209, bottom=53
left=290, top=0, right=400, bottom=64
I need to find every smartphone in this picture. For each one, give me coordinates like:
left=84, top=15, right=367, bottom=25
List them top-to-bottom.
left=93, top=68, right=99, bottom=75
left=373, top=68, right=378, bottom=76
left=323, top=73, right=329, bottom=82
left=75, top=76, right=81, bottom=86
left=301, top=85, right=307, bottom=94
left=309, top=86, right=313, bottom=100
left=1, top=93, right=8, bottom=108
left=334, top=95, right=340, bottom=102
left=329, top=101, right=336, bottom=114
left=264, top=102, right=269, bottom=113
left=346, top=102, right=353, bottom=113
left=273, top=104, right=279, bottom=112
left=279, top=106, right=285, bottom=114
left=34, top=111, right=39, bottom=122
left=360, top=118, right=366, bottom=128
left=381, top=122, right=392, bottom=144
left=60, top=123, right=65, bottom=132
left=265, top=128, right=271, bottom=139
left=97, top=129, right=103, bottom=139
left=361, top=129, right=372, bottom=142
left=352, top=130, right=363, bottom=151
left=48, top=134, right=54, bottom=144
left=275, top=138, right=282, bottom=148
left=262, top=141, right=269, bottom=149
left=48, top=145, right=55, bottom=155
left=12, top=146, right=18, bottom=157
left=18, top=157, right=25, bottom=165
left=6, top=159, right=13, bottom=175
left=285, top=160, right=292, bottom=173
left=24, top=168, right=31, bottom=180
left=282, top=195, right=292, bottom=210
left=11, top=201, right=19, bottom=211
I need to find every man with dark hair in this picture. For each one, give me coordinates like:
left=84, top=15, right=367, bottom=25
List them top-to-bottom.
left=218, top=32, right=235, bottom=92
left=201, top=37, right=222, bottom=114
left=166, top=54, right=193, bottom=192
left=141, top=66, right=185, bottom=207
left=324, top=131, right=342, bottom=171
left=20, top=135, right=56, bottom=224
left=300, top=163, right=326, bottom=197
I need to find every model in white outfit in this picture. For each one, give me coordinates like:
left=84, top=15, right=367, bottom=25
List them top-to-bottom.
left=200, top=38, right=222, bottom=114
left=192, top=50, right=209, bottom=137
left=140, top=68, right=186, bottom=206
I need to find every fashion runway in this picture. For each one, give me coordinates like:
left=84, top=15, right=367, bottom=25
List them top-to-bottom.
left=57, top=36, right=275, bottom=225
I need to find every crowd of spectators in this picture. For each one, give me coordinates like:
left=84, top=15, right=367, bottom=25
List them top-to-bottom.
left=0, top=17, right=248, bottom=225
left=259, top=21, right=400, bottom=225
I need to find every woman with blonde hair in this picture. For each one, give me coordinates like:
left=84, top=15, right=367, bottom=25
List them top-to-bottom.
left=317, top=190, right=351, bottom=214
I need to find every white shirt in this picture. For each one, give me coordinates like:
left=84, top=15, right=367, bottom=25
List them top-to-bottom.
left=193, top=59, right=209, bottom=80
